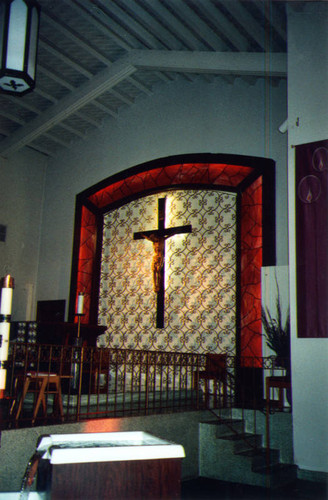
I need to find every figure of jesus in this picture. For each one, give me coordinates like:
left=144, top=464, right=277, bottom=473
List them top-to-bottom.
left=142, top=234, right=166, bottom=293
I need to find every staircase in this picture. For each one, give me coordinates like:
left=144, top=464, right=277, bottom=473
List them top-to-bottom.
left=199, top=414, right=297, bottom=488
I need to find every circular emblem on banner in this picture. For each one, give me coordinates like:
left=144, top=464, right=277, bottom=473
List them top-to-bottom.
left=312, top=147, right=328, bottom=172
left=298, top=175, right=321, bottom=203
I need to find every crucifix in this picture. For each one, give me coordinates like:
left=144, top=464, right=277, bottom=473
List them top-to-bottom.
left=133, top=197, right=192, bottom=328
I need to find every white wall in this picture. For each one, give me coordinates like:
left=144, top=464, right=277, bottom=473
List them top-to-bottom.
left=287, top=3, right=328, bottom=474
left=36, top=76, right=287, bottom=310
left=0, top=151, right=46, bottom=320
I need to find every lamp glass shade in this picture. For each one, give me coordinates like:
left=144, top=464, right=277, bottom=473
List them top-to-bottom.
left=0, top=0, right=40, bottom=96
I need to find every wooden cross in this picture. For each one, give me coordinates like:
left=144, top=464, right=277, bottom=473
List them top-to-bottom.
left=133, top=197, right=192, bottom=328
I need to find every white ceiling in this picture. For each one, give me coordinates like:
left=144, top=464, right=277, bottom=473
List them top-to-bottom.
left=0, top=0, right=293, bottom=158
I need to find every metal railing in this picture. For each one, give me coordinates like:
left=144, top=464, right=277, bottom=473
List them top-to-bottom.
left=1, top=342, right=291, bottom=434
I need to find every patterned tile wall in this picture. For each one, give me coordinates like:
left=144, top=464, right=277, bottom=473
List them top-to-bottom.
left=98, top=190, right=236, bottom=354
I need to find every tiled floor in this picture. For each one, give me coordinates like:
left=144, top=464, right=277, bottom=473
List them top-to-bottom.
left=181, top=478, right=328, bottom=500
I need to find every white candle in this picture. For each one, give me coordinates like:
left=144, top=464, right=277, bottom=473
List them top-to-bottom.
left=0, top=276, right=14, bottom=393
left=0, top=288, right=13, bottom=315
left=77, top=293, right=84, bottom=315
left=0, top=322, right=10, bottom=390
left=0, top=323, right=10, bottom=361
left=0, top=368, right=6, bottom=390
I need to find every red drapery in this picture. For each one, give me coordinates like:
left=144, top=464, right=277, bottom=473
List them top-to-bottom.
left=296, top=139, right=328, bottom=338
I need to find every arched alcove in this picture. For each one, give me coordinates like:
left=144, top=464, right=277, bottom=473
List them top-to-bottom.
left=69, top=153, right=275, bottom=363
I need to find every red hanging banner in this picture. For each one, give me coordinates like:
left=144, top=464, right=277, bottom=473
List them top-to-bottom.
left=296, top=139, right=328, bottom=337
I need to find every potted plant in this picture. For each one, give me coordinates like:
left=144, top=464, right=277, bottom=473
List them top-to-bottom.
left=261, top=289, right=290, bottom=372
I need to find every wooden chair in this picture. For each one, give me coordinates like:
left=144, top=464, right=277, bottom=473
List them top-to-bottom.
left=194, top=353, right=228, bottom=408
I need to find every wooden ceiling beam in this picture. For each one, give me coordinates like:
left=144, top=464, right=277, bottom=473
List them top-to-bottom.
left=131, top=50, right=287, bottom=78
left=0, top=56, right=136, bottom=157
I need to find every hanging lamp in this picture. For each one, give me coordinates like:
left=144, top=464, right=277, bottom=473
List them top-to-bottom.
left=0, top=0, right=40, bottom=96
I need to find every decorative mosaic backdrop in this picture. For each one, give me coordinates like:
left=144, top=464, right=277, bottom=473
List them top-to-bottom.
left=98, top=190, right=237, bottom=354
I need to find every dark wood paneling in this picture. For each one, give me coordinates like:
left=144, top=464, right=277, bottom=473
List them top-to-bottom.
left=50, top=458, right=182, bottom=500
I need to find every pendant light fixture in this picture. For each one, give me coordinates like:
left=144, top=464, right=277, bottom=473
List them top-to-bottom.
left=0, top=0, right=40, bottom=96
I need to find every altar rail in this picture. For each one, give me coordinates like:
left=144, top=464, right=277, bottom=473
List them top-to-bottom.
left=2, top=342, right=289, bottom=429
left=4, top=343, right=205, bottom=427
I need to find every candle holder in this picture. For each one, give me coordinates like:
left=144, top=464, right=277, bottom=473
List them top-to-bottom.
left=71, top=312, right=85, bottom=394
left=76, top=313, right=84, bottom=340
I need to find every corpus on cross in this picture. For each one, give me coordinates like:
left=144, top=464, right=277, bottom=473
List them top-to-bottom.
left=133, top=197, right=192, bottom=328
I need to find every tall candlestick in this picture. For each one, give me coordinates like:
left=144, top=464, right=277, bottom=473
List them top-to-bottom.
left=0, top=274, right=14, bottom=394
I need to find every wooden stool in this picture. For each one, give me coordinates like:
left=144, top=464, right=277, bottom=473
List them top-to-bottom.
left=14, top=372, right=65, bottom=424
left=266, top=375, right=291, bottom=412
